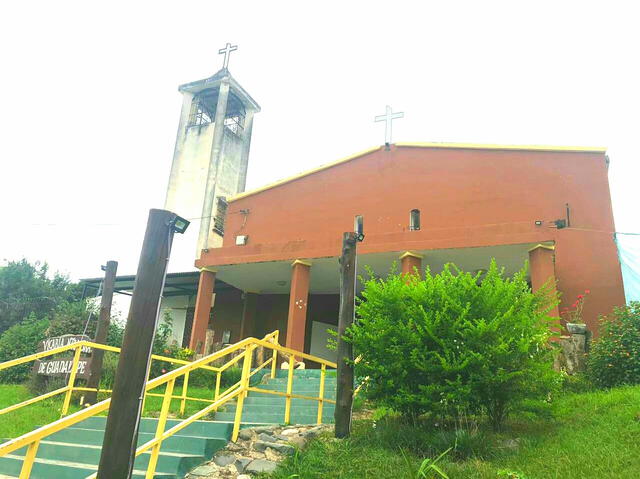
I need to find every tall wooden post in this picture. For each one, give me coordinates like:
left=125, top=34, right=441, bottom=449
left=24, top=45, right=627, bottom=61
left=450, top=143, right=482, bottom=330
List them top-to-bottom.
left=97, top=209, right=185, bottom=479
left=334, top=232, right=358, bottom=438
left=85, top=260, right=118, bottom=405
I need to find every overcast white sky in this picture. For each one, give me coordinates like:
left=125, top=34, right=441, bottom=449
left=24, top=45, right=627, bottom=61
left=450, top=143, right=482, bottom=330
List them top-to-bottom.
left=1, top=0, right=638, bottom=281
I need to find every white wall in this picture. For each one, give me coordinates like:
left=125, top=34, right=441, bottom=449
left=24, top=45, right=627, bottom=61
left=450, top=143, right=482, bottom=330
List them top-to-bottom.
left=158, top=295, right=194, bottom=346
left=309, top=321, right=338, bottom=363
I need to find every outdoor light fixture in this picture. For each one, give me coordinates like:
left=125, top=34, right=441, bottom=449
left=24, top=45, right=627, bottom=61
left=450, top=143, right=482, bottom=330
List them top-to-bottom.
left=171, top=215, right=190, bottom=234
left=354, top=215, right=365, bottom=242
left=554, top=219, right=567, bottom=229
left=535, top=220, right=543, bottom=226
left=236, top=235, right=248, bottom=245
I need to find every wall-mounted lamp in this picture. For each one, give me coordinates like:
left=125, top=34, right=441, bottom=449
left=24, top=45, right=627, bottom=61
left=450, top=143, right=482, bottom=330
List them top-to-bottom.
left=171, top=215, right=190, bottom=234
left=354, top=215, right=365, bottom=242
left=534, top=220, right=543, bottom=226
left=236, top=235, right=248, bottom=245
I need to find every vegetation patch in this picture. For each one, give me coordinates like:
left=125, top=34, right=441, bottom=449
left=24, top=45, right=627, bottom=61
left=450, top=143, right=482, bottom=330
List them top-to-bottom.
left=269, top=386, right=640, bottom=479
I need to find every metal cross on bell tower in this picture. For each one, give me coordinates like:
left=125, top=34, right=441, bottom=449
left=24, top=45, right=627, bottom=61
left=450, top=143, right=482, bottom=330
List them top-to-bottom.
left=218, top=42, right=238, bottom=70
left=374, top=105, right=404, bottom=145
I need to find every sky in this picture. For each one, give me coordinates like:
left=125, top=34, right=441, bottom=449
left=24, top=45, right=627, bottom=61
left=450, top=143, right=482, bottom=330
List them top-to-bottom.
left=1, top=0, right=638, bottom=282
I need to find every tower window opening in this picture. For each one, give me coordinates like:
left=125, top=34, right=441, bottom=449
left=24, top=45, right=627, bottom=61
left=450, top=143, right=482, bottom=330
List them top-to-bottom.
left=187, top=89, right=246, bottom=136
left=213, top=196, right=228, bottom=235
left=409, top=209, right=421, bottom=231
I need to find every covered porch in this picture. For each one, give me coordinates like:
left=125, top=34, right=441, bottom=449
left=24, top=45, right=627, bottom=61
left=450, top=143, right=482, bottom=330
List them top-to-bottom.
left=191, top=241, right=559, bottom=361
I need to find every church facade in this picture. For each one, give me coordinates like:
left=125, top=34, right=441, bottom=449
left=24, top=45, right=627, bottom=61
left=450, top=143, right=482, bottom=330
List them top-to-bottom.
left=188, top=143, right=626, bottom=360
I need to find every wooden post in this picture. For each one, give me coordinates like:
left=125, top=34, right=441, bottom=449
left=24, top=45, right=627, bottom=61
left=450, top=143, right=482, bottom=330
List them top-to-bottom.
left=97, top=209, right=184, bottom=479
left=334, top=232, right=358, bottom=438
left=86, top=260, right=118, bottom=405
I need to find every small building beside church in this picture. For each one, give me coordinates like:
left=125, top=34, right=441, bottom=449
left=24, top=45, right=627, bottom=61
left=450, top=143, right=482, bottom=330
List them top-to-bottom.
left=187, top=143, right=626, bottom=361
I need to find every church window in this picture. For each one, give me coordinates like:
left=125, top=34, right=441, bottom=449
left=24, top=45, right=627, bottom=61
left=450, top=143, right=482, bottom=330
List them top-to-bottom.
left=213, top=197, right=228, bottom=235
left=409, top=209, right=421, bottom=231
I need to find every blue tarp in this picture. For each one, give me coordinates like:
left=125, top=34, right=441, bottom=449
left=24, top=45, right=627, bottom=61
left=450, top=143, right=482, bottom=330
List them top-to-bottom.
left=616, top=234, right=640, bottom=303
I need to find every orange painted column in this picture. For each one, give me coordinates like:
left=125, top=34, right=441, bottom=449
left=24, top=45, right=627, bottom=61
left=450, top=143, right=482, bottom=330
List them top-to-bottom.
left=528, top=245, right=560, bottom=318
left=400, top=251, right=423, bottom=277
left=285, top=260, right=311, bottom=353
left=189, top=269, right=216, bottom=354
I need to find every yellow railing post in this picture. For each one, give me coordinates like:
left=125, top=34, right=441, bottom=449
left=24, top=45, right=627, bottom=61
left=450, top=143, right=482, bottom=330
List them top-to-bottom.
left=270, top=331, right=279, bottom=379
left=61, top=344, right=83, bottom=417
left=231, top=346, right=254, bottom=441
left=284, top=353, right=295, bottom=425
left=317, top=363, right=326, bottom=425
left=141, top=366, right=152, bottom=415
left=213, top=370, right=222, bottom=410
left=179, top=371, right=190, bottom=416
left=145, top=377, right=176, bottom=479
left=18, top=440, right=40, bottom=479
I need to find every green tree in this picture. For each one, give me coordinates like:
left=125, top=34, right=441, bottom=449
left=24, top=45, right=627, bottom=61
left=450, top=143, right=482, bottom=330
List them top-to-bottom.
left=0, top=259, right=82, bottom=334
left=348, top=260, right=559, bottom=429
left=587, top=302, right=640, bottom=388
left=0, top=314, right=50, bottom=383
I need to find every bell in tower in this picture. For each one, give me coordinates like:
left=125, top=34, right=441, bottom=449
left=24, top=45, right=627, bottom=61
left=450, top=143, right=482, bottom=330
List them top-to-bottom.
left=164, top=44, right=260, bottom=269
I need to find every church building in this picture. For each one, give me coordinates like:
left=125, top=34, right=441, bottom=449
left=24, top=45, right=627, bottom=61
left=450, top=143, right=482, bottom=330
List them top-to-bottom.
left=81, top=50, right=627, bottom=361
left=187, top=142, right=626, bottom=360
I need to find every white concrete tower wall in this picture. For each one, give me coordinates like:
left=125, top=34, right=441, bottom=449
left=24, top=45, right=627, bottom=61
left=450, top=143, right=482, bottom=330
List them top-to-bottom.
left=164, top=69, right=260, bottom=272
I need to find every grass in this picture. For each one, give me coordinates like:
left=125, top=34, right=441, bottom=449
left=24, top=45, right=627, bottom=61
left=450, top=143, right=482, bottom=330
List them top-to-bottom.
left=0, top=384, right=82, bottom=439
left=268, top=385, right=640, bottom=479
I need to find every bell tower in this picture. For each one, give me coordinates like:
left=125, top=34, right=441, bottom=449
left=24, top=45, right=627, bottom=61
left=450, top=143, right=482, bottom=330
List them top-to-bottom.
left=164, top=44, right=260, bottom=268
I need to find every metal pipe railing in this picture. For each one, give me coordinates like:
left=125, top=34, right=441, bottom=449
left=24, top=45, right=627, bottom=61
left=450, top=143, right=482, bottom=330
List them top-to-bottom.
left=0, top=330, right=337, bottom=478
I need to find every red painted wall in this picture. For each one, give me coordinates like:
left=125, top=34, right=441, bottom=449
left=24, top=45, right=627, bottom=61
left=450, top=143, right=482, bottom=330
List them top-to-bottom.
left=198, top=145, right=625, bottom=332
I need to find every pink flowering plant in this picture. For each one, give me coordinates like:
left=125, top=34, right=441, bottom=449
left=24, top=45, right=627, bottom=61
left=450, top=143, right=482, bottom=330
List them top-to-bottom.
left=560, top=290, right=590, bottom=324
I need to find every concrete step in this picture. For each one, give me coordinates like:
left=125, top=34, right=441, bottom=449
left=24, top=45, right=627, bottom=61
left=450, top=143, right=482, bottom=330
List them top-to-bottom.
left=273, top=369, right=337, bottom=379
left=242, top=396, right=336, bottom=406
left=213, top=410, right=334, bottom=425
left=76, top=416, right=233, bottom=438
left=48, top=427, right=227, bottom=457
left=9, top=441, right=202, bottom=477
left=0, top=455, right=176, bottom=479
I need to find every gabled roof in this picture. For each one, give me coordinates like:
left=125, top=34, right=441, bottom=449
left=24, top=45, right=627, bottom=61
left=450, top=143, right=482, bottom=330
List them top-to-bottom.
left=229, top=142, right=607, bottom=202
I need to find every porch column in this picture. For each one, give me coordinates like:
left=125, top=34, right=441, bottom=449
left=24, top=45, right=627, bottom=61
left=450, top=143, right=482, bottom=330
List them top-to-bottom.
left=528, top=244, right=560, bottom=318
left=400, top=251, right=423, bottom=277
left=286, top=260, right=312, bottom=353
left=189, top=269, right=216, bottom=354
left=239, top=292, right=258, bottom=339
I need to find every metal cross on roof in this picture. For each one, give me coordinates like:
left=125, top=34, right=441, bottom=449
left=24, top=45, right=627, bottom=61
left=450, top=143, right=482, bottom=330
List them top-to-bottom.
left=218, top=42, right=238, bottom=70
left=374, top=105, right=404, bottom=145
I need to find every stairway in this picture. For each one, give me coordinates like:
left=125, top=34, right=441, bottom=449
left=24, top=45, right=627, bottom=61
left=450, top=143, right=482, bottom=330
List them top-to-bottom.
left=215, top=368, right=337, bottom=425
left=0, top=369, right=336, bottom=478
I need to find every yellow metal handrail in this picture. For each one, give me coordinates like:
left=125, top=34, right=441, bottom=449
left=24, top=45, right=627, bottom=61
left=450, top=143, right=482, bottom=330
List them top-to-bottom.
left=0, top=330, right=336, bottom=479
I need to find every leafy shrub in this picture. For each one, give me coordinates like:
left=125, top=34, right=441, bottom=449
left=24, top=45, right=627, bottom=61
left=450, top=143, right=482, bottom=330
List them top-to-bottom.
left=349, top=260, right=559, bottom=429
left=46, top=300, right=96, bottom=338
left=587, top=302, right=640, bottom=388
left=0, top=314, right=50, bottom=383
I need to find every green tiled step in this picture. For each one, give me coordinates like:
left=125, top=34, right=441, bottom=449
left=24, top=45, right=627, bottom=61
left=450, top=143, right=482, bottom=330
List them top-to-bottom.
left=273, top=369, right=336, bottom=379
left=241, top=396, right=336, bottom=406
left=221, top=403, right=335, bottom=417
left=214, top=411, right=334, bottom=425
left=0, top=417, right=233, bottom=479
left=75, top=417, right=233, bottom=439
left=48, top=427, right=226, bottom=457
left=8, top=442, right=201, bottom=477
left=0, top=455, right=176, bottom=479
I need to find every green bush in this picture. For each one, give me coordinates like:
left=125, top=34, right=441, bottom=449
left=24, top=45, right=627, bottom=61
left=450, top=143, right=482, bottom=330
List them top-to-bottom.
left=348, top=260, right=559, bottom=429
left=587, top=302, right=640, bottom=388
left=0, top=314, right=50, bottom=383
